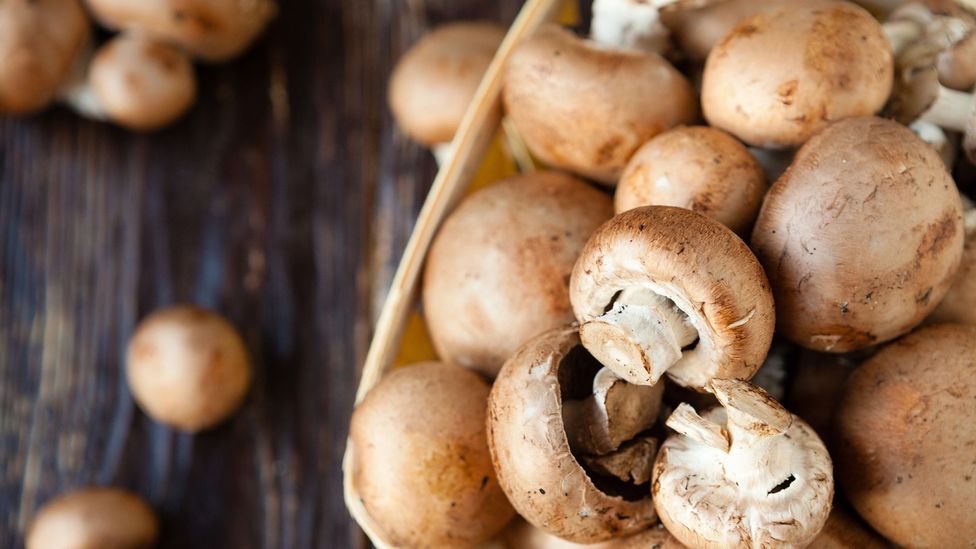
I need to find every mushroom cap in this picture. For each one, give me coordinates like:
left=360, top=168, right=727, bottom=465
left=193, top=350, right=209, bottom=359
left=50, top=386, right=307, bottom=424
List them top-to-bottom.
left=0, top=0, right=90, bottom=114
left=84, top=0, right=277, bottom=62
left=660, top=0, right=787, bottom=62
left=702, top=0, right=893, bottom=148
left=388, top=22, right=505, bottom=146
left=503, top=24, right=697, bottom=184
left=937, top=25, right=976, bottom=91
left=90, top=35, right=197, bottom=131
left=751, top=117, right=964, bottom=352
left=615, top=126, right=767, bottom=236
left=423, top=171, right=612, bottom=377
left=570, top=206, right=775, bottom=390
left=929, top=209, right=976, bottom=323
left=125, top=305, right=251, bottom=432
left=833, top=323, right=976, bottom=547
left=488, top=327, right=657, bottom=543
left=350, top=361, right=514, bottom=547
left=26, top=487, right=158, bottom=549
left=808, top=504, right=886, bottom=549
left=504, top=518, right=684, bottom=548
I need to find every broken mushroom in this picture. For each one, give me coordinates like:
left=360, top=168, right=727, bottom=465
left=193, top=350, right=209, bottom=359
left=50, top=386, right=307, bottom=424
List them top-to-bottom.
left=702, top=0, right=893, bottom=148
left=503, top=24, right=697, bottom=184
left=751, top=116, right=964, bottom=352
left=615, top=126, right=767, bottom=236
left=423, top=171, right=612, bottom=377
left=928, top=205, right=976, bottom=323
left=570, top=206, right=775, bottom=390
left=834, top=323, right=976, bottom=547
left=350, top=361, right=514, bottom=547
left=652, top=379, right=833, bottom=549
left=26, top=487, right=159, bottom=549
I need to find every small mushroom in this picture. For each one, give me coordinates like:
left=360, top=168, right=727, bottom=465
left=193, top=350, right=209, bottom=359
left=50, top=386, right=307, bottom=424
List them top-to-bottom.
left=0, top=0, right=90, bottom=114
left=84, top=0, right=278, bottom=62
left=660, top=0, right=787, bottom=62
left=702, top=0, right=893, bottom=148
left=388, top=22, right=505, bottom=151
left=503, top=24, right=697, bottom=184
left=751, top=117, right=964, bottom=352
left=615, top=126, right=767, bottom=236
left=423, top=171, right=612, bottom=377
left=928, top=203, right=976, bottom=324
left=570, top=206, right=775, bottom=390
left=126, top=304, right=251, bottom=432
left=833, top=323, right=976, bottom=547
left=488, top=327, right=657, bottom=543
left=350, top=361, right=514, bottom=547
left=652, top=379, right=834, bottom=549
left=27, top=487, right=158, bottom=549
left=504, top=518, right=684, bottom=548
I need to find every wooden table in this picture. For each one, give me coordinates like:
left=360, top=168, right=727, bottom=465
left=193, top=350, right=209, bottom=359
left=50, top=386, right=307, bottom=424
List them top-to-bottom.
left=0, top=1, right=524, bottom=546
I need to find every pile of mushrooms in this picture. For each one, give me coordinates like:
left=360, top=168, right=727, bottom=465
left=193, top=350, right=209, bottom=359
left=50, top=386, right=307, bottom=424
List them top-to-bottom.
left=0, top=0, right=276, bottom=130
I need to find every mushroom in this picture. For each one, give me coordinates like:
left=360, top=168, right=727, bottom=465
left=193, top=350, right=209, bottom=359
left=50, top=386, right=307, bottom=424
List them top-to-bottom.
left=0, top=0, right=90, bottom=114
left=84, top=0, right=278, bottom=62
left=660, top=0, right=787, bottom=62
left=702, top=0, right=893, bottom=148
left=884, top=1, right=976, bottom=90
left=388, top=22, right=506, bottom=156
left=503, top=24, right=697, bottom=184
left=751, top=117, right=964, bottom=353
left=615, top=126, right=767, bottom=236
left=423, top=171, right=612, bottom=377
left=928, top=205, right=976, bottom=324
left=570, top=206, right=775, bottom=390
left=126, top=304, right=252, bottom=432
left=833, top=323, right=976, bottom=547
left=487, top=327, right=658, bottom=543
left=350, top=361, right=514, bottom=547
left=652, top=379, right=834, bottom=549
left=27, top=487, right=158, bottom=549
left=504, top=518, right=685, bottom=548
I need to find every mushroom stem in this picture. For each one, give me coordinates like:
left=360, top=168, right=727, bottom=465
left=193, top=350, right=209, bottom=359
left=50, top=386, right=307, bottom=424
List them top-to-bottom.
left=590, top=0, right=677, bottom=54
left=884, top=18, right=925, bottom=55
left=920, top=85, right=974, bottom=132
left=579, top=288, right=697, bottom=386
left=563, top=367, right=662, bottom=455
left=665, top=403, right=730, bottom=452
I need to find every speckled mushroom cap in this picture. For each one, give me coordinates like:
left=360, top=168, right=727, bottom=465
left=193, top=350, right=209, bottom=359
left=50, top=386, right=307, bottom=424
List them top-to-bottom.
left=0, top=0, right=90, bottom=114
left=84, top=0, right=277, bottom=62
left=660, top=0, right=787, bottom=62
left=702, top=0, right=893, bottom=148
left=388, top=22, right=505, bottom=146
left=503, top=24, right=697, bottom=184
left=751, top=117, right=964, bottom=353
left=615, top=126, right=767, bottom=236
left=423, top=171, right=612, bottom=377
left=570, top=206, right=775, bottom=390
left=929, top=208, right=976, bottom=324
left=833, top=324, right=976, bottom=547
left=487, top=327, right=657, bottom=544
left=350, top=361, right=514, bottom=547
left=26, top=487, right=159, bottom=549
left=504, top=518, right=685, bottom=548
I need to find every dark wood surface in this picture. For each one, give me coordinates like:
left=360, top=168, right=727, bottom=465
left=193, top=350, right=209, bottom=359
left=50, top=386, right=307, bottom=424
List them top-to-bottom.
left=0, top=1, right=524, bottom=546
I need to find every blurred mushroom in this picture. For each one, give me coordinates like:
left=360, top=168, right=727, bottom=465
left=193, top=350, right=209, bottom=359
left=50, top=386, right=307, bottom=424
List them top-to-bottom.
left=660, top=0, right=787, bottom=62
left=885, top=1, right=976, bottom=90
left=928, top=205, right=976, bottom=323
left=570, top=206, right=775, bottom=390
left=27, top=487, right=158, bottom=549
left=504, top=518, right=684, bottom=548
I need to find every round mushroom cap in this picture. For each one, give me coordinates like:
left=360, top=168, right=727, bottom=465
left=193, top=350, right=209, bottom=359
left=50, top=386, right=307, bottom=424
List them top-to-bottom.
left=0, top=0, right=90, bottom=114
left=84, top=0, right=277, bottom=62
left=660, top=0, right=787, bottom=62
left=702, top=0, right=893, bottom=148
left=388, top=22, right=505, bottom=146
left=503, top=24, right=697, bottom=184
left=90, top=35, right=197, bottom=131
left=751, top=117, right=964, bottom=352
left=615, top=126, right=767, bottom=235
left=423, top=171, right=613, bottom=377
left=571, top=206, right=775, bottom=390
left=929, top=208, right=976, bottom=324
left=125, top=305, right=251, bottom=432
left=833, top=324, right=976, bottom=547
left=488, top=327, right=657, bottom=543
left=350, top=361, right=514, bottom=547
left=26, top=487, right=158, bottom=549
left=504, top=518, right=684, bottom=548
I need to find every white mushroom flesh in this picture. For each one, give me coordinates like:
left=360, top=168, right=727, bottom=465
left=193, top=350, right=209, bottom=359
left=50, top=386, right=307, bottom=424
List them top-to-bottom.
left=590, top=0, right=674, bottom=53
left=583, top=436, right=658, bottom=484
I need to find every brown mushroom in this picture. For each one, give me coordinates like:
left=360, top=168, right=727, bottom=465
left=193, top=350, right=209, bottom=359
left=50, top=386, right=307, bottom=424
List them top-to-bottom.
left=0, top=0, right=90, bottom=114
left=660, top=0, right=787, bottom=62
left=702, top=1, right=893, bottom=148
left=388, top=22, right=505, bottom=148
left=503, top=24, right=697, bottom=184
left=751, top=116, right=964, bottom=352
left=615, top=126, right=767, bottom=236
left=423, top=171, right=612, bottom=377
left=929, top=205, right=976, bottom=323
left=570, top=206, right=775, bottom=390
left=126, top=304, right=251, bottom=432
left=833, top=323, right=976, bottom=547
left=350, top=361, right=514, bottom=547
left=27, top=487, right=158, bottom=549
left=504, top=518, right=684, bottom=548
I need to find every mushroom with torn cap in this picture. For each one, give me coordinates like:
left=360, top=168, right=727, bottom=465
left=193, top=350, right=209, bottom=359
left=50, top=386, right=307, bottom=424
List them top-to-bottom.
left=570, top=206, right=775, bottom=390
left=652, top=379, right=834, bottom=549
